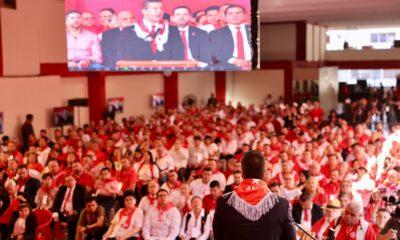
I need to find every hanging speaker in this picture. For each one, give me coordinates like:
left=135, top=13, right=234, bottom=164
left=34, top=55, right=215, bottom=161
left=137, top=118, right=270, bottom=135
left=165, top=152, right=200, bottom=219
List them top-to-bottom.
left=68, top=98, right=88, bottom=107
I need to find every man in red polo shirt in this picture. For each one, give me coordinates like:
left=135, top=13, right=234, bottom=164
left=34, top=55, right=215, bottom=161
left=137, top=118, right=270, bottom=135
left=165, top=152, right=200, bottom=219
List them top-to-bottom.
left=115, top=157, right=137, bottom=193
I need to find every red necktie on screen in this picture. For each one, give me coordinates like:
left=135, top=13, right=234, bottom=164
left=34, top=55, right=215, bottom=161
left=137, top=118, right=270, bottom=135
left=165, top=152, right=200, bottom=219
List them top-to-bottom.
left=150, top=25, right=157, bottom=54
left=236, top=26, right=245, bottom=60
left=180, top=31, right=189, bottom=60
left=62, top=188, right=71, bottom=212
left=303, top=208, right=310, bottom=222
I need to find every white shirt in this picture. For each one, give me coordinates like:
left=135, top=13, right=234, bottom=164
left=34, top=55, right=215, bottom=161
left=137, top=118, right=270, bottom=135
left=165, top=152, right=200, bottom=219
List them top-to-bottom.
left=228, top=24, right=251, bottom=61
left=177, top=26, right=194, bottom=60
left=221, top=139, right=238, bottom=155
left=188, top=145, right=208, bottom=167
left=169, top=147, right=189, bottom=169
left=155, top=153, right=175, bottom=175
left=212, top=172, right=226, bottom=191
left=189, top=179, right=211, bottom=198
left=161, top=183, right=182, bottom=206
left=61, top=186, right=75, bottom=213
left=281, top=187, right=302, bottom=202
left=138, top=195, right=158, bottom=216
left=300, top=205, right=313, bottom=230
left=142, top=206, right=181, bottom=240
left=109, top=208, right=144, bottom=238
left=180, top=209, right=212, bottom=240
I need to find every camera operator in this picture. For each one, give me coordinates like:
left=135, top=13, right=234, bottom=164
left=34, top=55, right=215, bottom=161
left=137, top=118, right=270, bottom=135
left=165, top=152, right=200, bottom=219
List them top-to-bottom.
left=378, top=207, right=400, bottom=240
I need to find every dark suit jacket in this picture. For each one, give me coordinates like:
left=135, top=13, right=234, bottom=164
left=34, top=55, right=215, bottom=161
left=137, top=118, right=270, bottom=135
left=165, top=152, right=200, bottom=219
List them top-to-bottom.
left=119, top=24, right=185, bottom=62
left=209, top=25, right=251, bottom=70
left=186, top=26, right=212, bottom=64
left=101, top=27, right=124, bottom=69
left=21, top=178, right=40, bottom=208
left=51, top=184, right=88, bottom=218
left=213, top=193, right=296, bottom=240
left=292, top=202, right=324, bottom=226
left=9, top=212, right=37, bottom=240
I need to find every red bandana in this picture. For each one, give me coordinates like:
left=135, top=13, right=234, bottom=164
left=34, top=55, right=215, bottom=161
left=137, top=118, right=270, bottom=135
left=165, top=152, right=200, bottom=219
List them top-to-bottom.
left=17, top=175, right=31, bottom=191
left=235, top=179, right=270, bottom=205
left=167, top=181, right=182, bottom=190
left=41, top=182, right=55, bottom=195
left=147, top=195, right=157, bottom=205
left=157, top=202, right=174, bottom=221
left=118, top=207, right=136, bottom=229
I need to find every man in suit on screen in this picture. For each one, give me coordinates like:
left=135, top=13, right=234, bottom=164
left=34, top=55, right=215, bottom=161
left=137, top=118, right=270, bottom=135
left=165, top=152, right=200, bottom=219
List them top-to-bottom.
left=118, top=0, right=184, bottom=63
left=209, top=5, right=251, bottom=70
left=171, top=6, right=212, bottom=68
left=101, top=10, right=135, bottom=69
left=213, top=151, right=297, bottom=240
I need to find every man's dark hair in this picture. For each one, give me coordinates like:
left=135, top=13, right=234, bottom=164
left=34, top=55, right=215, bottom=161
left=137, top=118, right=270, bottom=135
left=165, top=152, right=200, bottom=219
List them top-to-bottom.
left=142, top=0, right=162, bottom=10
left=225, top=4, right=246, bottom=15
left=172, top=5, right=192, bottom=15
left=205, top=6, right=220, bottom=14
left=100, top=8, right=116, bottom=14
left=66, top=10, right=81, bottom=18
left=26, top=114, right=33, bottom=121
left=1, top=136, right=9, bottom=142
left=194, top=136, right=202, bottom=141
left=241, top=151, right=265, bottom=179
left=16, top=164, right=28, bottom=171
left=100, top=167, right=110, bottom=173
left=203, top=167, right=212, bottom=173
left=233, top=170, right=241, bottom=175
left=42, top=173, right=53, bottom=180
left=210, top=180, right=220, bottom=189
left=268, top=182, right=280, bottom=189
left=157, top=189, right=169, bottom=197
left=123, top=190, right=137, bottom=201
left=299, top=192, right=312, bottom=202
left=86, top=196, right=97, bottom=204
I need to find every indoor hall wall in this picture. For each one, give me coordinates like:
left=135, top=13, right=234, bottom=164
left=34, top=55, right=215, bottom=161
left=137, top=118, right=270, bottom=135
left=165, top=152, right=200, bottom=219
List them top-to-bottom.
left=1, top=0, right=66, bottom=76
left=260, top=24, right=296, bottom=61
left=226, top=70, right=285, bottom=107
left=178, top=72, right=215, bottom=107
left=105, top=74, right=164, bottom=122
left=0, top=76, right=89, bottom=139
left=60, top=77, right=89, bottom=127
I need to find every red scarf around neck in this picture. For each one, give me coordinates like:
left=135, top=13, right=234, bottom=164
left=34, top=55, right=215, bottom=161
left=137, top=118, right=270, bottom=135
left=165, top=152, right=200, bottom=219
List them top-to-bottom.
left=17, top=175, right=31, bottom=190
left=235, top=179, right=270, bottom=205
left=167, top=181, right=182, bottom=190
left=41, top=182, right=55, bottom=195
left=147, top=194, right=157, bottom=205
left=157, top=202, right=174, bottom=219
left=118, top=207, right=136, bottom=229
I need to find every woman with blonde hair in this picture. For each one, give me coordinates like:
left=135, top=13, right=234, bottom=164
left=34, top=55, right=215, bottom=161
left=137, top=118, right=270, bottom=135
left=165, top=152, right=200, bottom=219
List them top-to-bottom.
left=303, top=177, right=328, bottom=206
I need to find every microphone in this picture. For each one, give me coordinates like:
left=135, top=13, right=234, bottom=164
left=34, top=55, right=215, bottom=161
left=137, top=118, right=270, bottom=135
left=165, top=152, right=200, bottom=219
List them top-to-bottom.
left=294, top=222, right=317, bottom=240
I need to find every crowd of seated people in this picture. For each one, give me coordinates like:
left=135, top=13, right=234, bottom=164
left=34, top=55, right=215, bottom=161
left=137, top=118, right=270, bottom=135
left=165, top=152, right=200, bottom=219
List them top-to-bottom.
left=67, top=0, right=252, bottom=71
left=1, top=94, right=400, bottom=239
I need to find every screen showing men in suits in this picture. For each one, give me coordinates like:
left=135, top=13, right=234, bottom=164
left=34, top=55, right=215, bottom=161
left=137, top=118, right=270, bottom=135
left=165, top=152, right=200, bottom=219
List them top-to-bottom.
left=65, top=0, right=255, bottom=71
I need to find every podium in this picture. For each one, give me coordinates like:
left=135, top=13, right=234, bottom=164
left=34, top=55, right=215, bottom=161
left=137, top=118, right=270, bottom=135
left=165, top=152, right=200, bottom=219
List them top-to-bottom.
left=116, top=60, right=199, bottom=70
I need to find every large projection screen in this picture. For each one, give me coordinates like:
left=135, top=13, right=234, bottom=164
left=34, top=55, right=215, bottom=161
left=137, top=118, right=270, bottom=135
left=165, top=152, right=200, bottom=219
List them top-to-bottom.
left=65, top=0, right=259, bottom=71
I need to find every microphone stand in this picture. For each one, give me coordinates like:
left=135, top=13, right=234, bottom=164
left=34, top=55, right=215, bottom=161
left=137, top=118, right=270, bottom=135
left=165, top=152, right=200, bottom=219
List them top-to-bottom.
left=294, top=222, right=317, bottom=240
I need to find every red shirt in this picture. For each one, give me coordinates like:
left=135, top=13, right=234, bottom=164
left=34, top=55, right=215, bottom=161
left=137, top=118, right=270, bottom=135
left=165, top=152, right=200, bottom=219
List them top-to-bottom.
left=310, top=108, right=324, bottom=123
left=116, top=167, right=137, bottom=191
left=75, top=171, right=95, bottom=191
left=324, top=181, right=341, bottom=197
left=202, top=194, right=219, bottom=213
left=335, top=220, right=376, bottom=240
